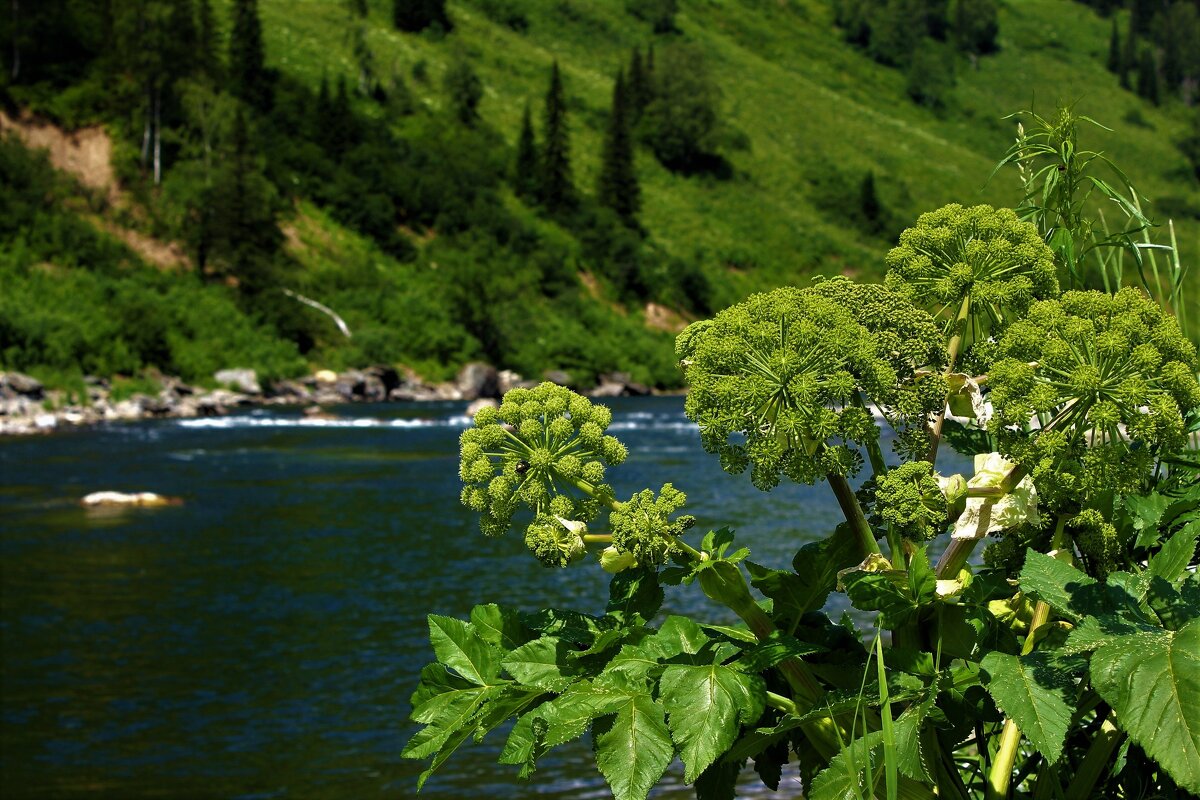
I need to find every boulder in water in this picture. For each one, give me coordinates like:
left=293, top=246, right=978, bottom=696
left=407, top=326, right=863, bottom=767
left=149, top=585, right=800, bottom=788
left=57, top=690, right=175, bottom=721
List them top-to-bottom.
left=81, top=491, right=182, bottom=508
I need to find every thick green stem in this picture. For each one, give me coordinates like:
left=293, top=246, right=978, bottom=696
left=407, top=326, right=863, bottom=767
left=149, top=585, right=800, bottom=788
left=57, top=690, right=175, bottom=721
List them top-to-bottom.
left=927, top=294, right=972, bottom=467
left=852, top=392, right=888, bottom=478
left=828, top=472, right=882, bottom=558
left=987, top=521, right=1070, bottom=800
left=581, top=534, right=611, bottom=544
left=1064, top=712, right=1122, bottom=800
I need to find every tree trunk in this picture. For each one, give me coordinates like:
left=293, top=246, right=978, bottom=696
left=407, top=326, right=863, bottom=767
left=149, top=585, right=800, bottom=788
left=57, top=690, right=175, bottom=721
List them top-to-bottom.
left=141, top=85, right=152, bottom=169
left=153, top=85, right=162, bottom=185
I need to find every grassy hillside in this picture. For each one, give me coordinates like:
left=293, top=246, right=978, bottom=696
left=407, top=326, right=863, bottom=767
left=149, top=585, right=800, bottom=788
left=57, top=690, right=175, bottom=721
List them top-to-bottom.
left=3, top=0, right=1197, bottom=390
left=237, top=0, right=1197, bottom=277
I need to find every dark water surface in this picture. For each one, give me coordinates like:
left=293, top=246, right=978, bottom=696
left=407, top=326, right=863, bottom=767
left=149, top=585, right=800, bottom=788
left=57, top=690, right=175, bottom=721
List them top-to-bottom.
left=0, top=397, right=969, bottom=798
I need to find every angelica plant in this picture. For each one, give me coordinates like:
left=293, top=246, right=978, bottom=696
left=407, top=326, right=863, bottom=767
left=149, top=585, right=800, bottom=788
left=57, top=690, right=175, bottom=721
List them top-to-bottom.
left=404, top=110, right=1200, bottom=800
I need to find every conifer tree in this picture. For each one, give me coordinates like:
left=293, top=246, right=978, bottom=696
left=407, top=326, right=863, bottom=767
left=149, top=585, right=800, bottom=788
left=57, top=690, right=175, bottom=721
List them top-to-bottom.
left=196, top=0, right=220, bottom=81
left=229, top=0, right=269, bottom=108
left=1120, top=13, right=1138, bottom=89
left=1106, top=17, right=1121, bottom=74
left=1137, top=46, right=1159, bottom=105
left=628, top=47, right=651, bottom=122
left=443, top=56, right=482, bottom=126
left=539, top=61, right=574, bottom=210
left=597, top=70, right=640, bottom=226
left=513, top=102, right=539, bottom=200
left=860, top=169, right=881, bottom=232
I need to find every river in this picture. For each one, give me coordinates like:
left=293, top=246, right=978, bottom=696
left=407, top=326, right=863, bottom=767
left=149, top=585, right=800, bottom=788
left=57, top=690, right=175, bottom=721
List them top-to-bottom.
left=0, top=397, right=969, bottom=798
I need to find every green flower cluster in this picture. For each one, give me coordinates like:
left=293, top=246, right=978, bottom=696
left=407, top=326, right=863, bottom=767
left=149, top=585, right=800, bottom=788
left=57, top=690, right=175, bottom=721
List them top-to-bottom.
left=884, top=203, right=1058, bottom=367
left=676, top=285, right=946, bottom=490
left=987, top=288, right=1200, bottom=509
left=458, top=382, right=627, bottom=560
left=873, top=461, right=949, bottom=542
left=609, top=484, right=695, bottom=566
left=1068, top=509, right=1124, bottom=578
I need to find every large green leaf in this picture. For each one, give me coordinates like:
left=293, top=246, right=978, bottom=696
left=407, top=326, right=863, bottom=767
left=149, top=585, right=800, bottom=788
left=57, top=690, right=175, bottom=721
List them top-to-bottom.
left=1148, top=525, right=1200, bottom=586
left=1018, top=551, right=1099, bottom=620
left=606, top=567, right=664, bottom=625
left=470, top=603, right=532, bottom=651
left=428, top=614, right=500, bottom=685
left=1090, top=618, right=1200, bottom=794
left=501, top=637, right=579, bottom=691
left=980, top=651, right=1074, bottom=764
left=660, top=664, right=767, bottom=781
left=536, top=681, right=626, bottom=748
left=403, top=684, right=505, bottom=760
left=594, top=690, right=675, bottom=800
left=892, top=691, right=937, bottom=781
left=807, top=731, right=884, bottom=800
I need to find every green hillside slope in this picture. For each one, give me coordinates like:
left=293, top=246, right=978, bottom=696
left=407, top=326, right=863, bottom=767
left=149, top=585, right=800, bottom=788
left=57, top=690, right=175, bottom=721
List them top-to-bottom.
left=2, top=0, right=1197, bottom=390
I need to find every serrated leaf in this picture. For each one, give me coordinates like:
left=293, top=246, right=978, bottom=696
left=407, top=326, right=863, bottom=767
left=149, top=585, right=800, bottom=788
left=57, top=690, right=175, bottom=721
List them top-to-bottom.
left=789, top=525, right=865, bottom=611
left=1148, top=526, right=1200, bottom=586
left=1018, top=551, right=1097, bottom=620
left=746, top=561, right=816, bottom=630
left=606, top=567, right=664, bottom=625
left=843, top=571, right=919, bottom=627
left=470, top=603, right=532, bottom=651
left=428, top=615, right=500, bottom=686
left=641, top=615, right=711, bottom=659
left=1090, top=618, right=1200, bottom=794
left=737, top=630, right=825, bottom=673
left=501, top=637, right=579, bottom=691
left=980, top=651, right=1074, bottom=764
left=409, top=662, right=474, bottom=710
left=660, top=664, right=767, bottom=781
left=536, top=681, right=626, bottom=748
left=403, top=684, right=505, bottom=760
left=594, top=691, right=675, bottom=800
left=893, top=692, right=937, bottom=781
left=807, top=731, right=885, bottom=800
left=694, top=754, right=743, bottom=800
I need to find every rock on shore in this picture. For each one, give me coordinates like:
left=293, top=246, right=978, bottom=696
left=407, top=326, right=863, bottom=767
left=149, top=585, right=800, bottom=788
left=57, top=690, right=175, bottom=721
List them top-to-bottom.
left=0, top=366, right=661, bottom=437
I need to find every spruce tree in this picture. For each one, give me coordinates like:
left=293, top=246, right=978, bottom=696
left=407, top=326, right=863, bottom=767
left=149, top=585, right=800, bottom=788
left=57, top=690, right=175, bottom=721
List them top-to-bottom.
left=196, top=0, right=220, bottom=81
left=229, top=0, right=269, bottom=108
left=1120, top=13, right=1138, bottom=89
left=1106, top=17, right=1121, bottom=74
left=1136, top=46, right=1159, bottom=105
left=628, top=47, right=650, bottom=122
left=443, top=56, right=482, bottom=126
left=539, top=61, right=574, bottom=211
left=596, top=70, right=640, bottom=227
left=513, top=102, right=539, bottom=200
left=860, top=170, right=881, bottom=232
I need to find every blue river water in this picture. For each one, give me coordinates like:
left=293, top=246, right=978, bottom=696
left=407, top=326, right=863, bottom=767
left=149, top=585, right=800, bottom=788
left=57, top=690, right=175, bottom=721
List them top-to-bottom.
left=0, top=397, right=969, bottom=798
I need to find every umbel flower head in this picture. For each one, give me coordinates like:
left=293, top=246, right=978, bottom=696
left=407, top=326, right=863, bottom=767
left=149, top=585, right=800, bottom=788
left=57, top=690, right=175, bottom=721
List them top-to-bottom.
left=884, top=203, right=1059, bottom=365
left=676, top=285, right=946, bottom=490
left=987, top=288, right=1200, bottom=509
left=458, top=382, right=627, bottom=561
left=873, top=461, right=949, bottom=542
left=609, top=483, right=695, bottom=567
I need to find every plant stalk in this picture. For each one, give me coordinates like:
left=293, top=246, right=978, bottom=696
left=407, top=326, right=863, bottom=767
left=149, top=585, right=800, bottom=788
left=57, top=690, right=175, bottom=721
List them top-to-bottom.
left=927, top=294, right=972, bottom=467
left=827, top=472, right=882, bottom=558
left=1063, top=712, right=1122, bottom=800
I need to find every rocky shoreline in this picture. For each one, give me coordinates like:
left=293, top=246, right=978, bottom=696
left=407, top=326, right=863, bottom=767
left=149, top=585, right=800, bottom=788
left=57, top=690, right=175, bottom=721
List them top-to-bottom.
left=0, top=365, right=655, bottom=437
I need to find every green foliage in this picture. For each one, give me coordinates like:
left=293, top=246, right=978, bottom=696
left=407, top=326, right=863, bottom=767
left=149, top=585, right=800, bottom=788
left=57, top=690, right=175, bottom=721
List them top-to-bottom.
left=393, top=0, right=450, bottom=33
left=639, top=43, right=725, bottom=174
left=443, top=55, right=482, bottom=127
left=539, top=61, right=574, bottom=211
left=596, top=70, right=641, bottom=227
left=405, top=107, right=1200, bottom=800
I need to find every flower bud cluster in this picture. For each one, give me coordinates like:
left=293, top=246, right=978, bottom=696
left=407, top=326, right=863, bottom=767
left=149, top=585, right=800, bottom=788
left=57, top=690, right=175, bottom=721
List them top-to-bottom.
left=884, top=203, right=1059, bottom=367
left=676, top=284, right=946, bottom=490
left=987, top=288, right=1200, bottom=509
left=458, top=382, right=626, bottom=564
left=873, top=461, right=949, bottom=542
left=609, top=484, right=695, bottom=567
left=1068, top=508, right=1124, bottom=578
